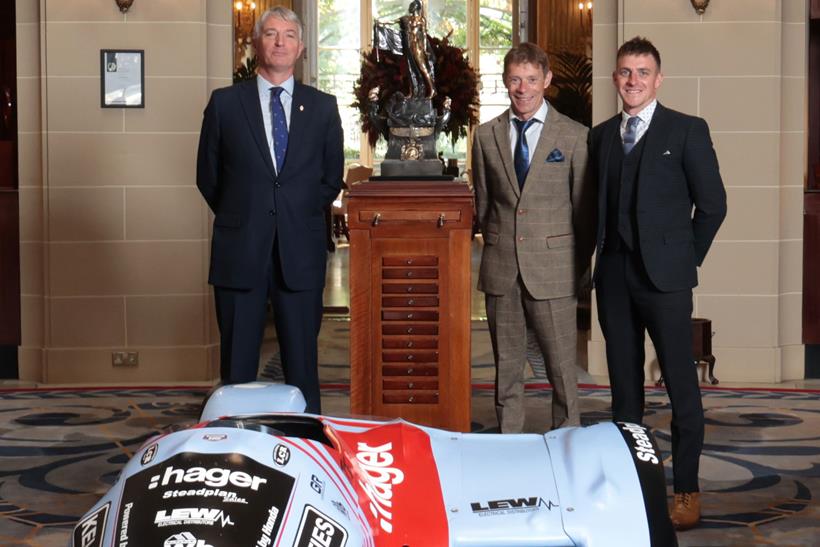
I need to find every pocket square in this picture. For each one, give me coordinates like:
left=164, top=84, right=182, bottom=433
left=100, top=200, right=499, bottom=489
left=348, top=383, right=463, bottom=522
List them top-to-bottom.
left=546, top=148, right=565, bottom=162
left=662, top=150, right=671, bottom=156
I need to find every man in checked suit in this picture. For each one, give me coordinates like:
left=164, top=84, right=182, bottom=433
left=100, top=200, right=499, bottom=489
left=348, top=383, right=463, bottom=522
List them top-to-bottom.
left=196, top=7, right=343, bottom=413
left=590, top=37, right=726, bottom=530
left=472, top=43, right=595, bottom=433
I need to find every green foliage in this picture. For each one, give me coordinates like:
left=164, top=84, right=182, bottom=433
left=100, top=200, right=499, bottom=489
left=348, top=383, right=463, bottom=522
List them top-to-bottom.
left=548, top=50, right=592, bottom=127
left=233, top=56, right=258, bottom=84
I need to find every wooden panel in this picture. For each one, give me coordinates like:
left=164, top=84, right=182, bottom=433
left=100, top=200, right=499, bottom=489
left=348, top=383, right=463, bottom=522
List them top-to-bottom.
left=813, top=0, right=820, bottom=20
left=348, top=179, right=473, bottom=431
left=0, top=193, right=20, bottom=345
left=804, top=193, right=820, bottom=343
left=382, top=256, right=438, bottom=266
left=381, top=268, right=438, bottom=279
left=381, top=283, right=438, bottom=294
left=382, top=296, right=439, bottom=307
left=382, top=310, right=439, bottom=321
left=382, top=324, right=438, bottom=335
left=381, top=337, right=438, bottom=349
left=382, top=351, right=439, bottom=363
left=382, top=364, right=439, bottom=376
left=383, top=378, right=438, bottom=390
left=382, top=392, right=439, bottom=405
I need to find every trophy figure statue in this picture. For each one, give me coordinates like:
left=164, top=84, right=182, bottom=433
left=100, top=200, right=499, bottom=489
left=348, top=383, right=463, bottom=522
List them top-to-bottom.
left=370, top=0, right=452, bottom=177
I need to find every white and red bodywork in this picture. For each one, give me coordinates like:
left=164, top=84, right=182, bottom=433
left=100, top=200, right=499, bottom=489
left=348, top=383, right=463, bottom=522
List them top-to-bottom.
left=71, top=383, right=676, bottom=547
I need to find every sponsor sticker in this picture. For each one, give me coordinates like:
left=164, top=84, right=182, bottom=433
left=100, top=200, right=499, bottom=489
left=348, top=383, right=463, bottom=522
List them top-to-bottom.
left=202, top=434, right=228, bottom=442
left=141, top=443, right=158, bottom=466
left=273, top=444, right=291, bottom=467
left=115, top=452, right=294, bottom=546
left=309, top=474, right=324, bottom=496
left=470, top=497, right=558, bottom=516
left=330, top=500, right=349, bottom=520
left=73, top=502, right=110, bottom=547
left=293, top=505, right=347, bottom=547
left=154, top=507, right=235, bottom=528
left=163, top=531, right=214, bottom=547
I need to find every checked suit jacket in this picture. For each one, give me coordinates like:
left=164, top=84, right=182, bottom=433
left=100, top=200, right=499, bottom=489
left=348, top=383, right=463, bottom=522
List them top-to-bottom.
left=196, top=79, right=344, bottom=292
left=472, top=104, right=596, bottom=300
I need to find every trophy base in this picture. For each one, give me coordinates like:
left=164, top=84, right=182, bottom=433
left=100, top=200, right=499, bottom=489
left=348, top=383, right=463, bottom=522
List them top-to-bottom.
left=380, top=159, right=443, bottom=178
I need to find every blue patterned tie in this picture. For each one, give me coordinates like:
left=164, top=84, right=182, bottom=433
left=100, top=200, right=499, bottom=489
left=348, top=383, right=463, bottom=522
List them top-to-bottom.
left=270, top=87, right=288, bottom=174
left=622, top=116, right=640, bottom=154
left=513, top=118, right=536, bottom=189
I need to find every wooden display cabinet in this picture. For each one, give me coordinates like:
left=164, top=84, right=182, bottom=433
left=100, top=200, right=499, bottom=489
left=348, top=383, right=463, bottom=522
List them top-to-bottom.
left=347, top=179, right=473, bottom=431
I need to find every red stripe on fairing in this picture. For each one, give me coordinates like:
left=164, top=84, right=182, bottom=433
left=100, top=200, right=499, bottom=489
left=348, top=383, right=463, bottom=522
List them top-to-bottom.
left=329, top=421, right=449, bottom=546
left=278, top=437, right=374, bottom=547
left=293, top=438, right=375, bottom=547
left=273, top=473, right=300, bottom=547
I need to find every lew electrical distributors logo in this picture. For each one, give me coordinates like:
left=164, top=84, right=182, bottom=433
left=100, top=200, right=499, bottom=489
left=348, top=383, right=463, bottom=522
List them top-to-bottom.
left=470, top=497, right=558, bottom=516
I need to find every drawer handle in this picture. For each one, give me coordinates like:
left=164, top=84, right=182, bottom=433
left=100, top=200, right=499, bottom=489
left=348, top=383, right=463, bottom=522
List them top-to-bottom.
left=372, top=213, right=381, bottom=226
left=437, top=214, right=446, bottom=228
left=406, top=259, right=414, bottom=265
left=406, top=271, right=414, bottom=277
left=407, top=286, right=414, bottom=293
left=408, top=299, right=415, bottom=305
left=407, top=313, right=414, bottom=319
left=407, top=327, right=414, bottom=334
left=407, top=341, right=414, bottom=348
left=407, top=355, right=414, bottom=361
left=407, top=368, right=414, bottom=374
left=408, top=382, right=415, bottom=388
left=408, top=396, right=415, bottom=403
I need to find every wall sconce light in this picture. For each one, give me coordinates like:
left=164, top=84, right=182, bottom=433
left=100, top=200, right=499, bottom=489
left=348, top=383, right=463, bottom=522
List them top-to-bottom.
left=115, top=0, right=135, bottom=13
left=690, top=0, right=710, bottom=15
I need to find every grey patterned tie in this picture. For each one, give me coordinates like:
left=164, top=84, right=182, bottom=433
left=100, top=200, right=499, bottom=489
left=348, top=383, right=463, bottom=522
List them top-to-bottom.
left=622, top=116, right=640, bottom=154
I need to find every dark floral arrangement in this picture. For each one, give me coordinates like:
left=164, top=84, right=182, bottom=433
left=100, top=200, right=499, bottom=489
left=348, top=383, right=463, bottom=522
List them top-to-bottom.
left=352, top=34, right=480, bottom=147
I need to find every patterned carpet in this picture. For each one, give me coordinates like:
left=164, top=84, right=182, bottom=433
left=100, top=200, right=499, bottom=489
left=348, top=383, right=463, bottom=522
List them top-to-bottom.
left=0, top=319, right=818, bottom=546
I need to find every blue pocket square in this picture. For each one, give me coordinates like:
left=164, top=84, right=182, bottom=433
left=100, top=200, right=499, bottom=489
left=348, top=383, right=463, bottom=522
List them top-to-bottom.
left=545, top=148, right=565, bottom=162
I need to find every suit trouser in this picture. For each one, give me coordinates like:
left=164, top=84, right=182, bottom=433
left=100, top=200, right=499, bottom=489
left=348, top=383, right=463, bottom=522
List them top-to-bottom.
left=214, top=240, right=324, bottom=414
left=596, top=248, right=703, bottom=493
left=486, top=278, right=579, bottom=433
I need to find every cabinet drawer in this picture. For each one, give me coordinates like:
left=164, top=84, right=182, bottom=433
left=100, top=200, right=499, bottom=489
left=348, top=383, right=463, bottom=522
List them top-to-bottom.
left=382, top=256, right=438, bottom=267
left=382, top=268, right=438, bottom=279
left=382, top=283, right=438, bottom=294
left=382, top=296, right=439, bottom=307
left=382, top=310, right=439, bottom=321
left=382, top=324, right=439, bottom=335
left=382, top=337, right=438, bottom=349
left=382, top=350, right=439, bottom=363
left=382, top=364, right=438, bottom=376
left=382, top=378, right=438, bottom=390
left=382, top=391, right=439, bottom=405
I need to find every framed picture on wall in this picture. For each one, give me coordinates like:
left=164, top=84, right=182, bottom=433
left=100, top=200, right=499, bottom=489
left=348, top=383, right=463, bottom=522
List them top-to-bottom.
left=100, top=49, right=144, bottom=108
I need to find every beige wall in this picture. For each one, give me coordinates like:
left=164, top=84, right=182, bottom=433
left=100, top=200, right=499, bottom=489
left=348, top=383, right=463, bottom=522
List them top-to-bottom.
left=16, top=0, right=232, bottom=383
left=589, top=0, right=807, bottom=382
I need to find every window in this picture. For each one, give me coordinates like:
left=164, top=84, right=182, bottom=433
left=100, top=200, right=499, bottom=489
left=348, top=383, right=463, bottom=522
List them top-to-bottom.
left=315, top=0, right=513, bottom=169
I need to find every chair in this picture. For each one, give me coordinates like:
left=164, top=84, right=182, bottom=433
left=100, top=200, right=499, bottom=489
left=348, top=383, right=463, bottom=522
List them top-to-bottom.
left=332, top=163, right=373, bottom=241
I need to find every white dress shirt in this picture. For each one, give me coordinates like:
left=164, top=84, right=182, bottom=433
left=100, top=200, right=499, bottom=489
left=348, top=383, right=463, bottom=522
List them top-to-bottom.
left=257, top=74, right=294, bottom=172
left=508, top=99, right=549, bottom=167
left=619, top=99, right=657, bottom=145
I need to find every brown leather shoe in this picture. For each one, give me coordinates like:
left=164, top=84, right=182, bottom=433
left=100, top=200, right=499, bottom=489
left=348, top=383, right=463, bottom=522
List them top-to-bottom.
left=670, top=491, right=701, bottom=531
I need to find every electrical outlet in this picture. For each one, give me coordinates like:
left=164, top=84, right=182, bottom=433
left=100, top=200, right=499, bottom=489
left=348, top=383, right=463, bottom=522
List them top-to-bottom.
left=112, top=351, right=138, bottom=366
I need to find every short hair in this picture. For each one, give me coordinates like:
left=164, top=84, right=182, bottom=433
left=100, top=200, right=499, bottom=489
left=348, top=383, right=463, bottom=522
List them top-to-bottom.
left=253, top=7, right=303, bottom=42
left=616, top=36, right=661, bottom=69
left=503, top=42, right=550, bottom=79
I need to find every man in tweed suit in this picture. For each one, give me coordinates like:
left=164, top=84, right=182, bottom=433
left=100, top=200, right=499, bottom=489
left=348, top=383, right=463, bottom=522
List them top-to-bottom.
left=472, top=43, right=595, bottom=432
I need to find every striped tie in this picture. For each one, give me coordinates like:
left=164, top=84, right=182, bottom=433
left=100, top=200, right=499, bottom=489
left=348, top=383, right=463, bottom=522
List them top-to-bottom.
left=622, top=116, right=640, bottom=154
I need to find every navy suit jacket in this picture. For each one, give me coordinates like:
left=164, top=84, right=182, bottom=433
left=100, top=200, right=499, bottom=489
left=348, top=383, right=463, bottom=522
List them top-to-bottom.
left=197, top=79, right=344, bottom=291
left=590, top=103, right=727, bottom=292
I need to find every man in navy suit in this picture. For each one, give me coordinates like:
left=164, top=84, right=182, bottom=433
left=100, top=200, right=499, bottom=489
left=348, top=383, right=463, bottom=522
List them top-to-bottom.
left=196, top=7, right=343, bottom=413
left=590, top=37, right=726, bottom=530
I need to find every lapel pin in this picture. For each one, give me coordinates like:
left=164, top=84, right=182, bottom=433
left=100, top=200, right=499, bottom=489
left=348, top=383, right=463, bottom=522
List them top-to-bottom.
left=299, top=105, right=304, bottom=112
left=662, top=150, right=671, bottom=156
